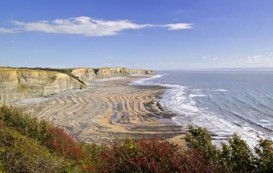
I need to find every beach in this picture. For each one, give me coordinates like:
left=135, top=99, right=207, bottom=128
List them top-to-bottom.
left=16, top=75, right=185, bottom=145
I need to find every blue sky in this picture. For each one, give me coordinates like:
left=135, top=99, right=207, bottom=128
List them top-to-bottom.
left=1, top=0, right=273, bottom=70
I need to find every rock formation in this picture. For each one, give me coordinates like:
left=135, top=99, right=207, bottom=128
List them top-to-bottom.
left=0, top=67, right=152, bottom=103
left=71, top=67, right=152, bottom=82
left=0, top=68, right=85, bottom=103
left=71, top=68, right=96, bottom=82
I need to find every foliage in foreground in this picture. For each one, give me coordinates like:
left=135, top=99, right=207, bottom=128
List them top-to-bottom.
left=0, top=105, right=273, bottom=173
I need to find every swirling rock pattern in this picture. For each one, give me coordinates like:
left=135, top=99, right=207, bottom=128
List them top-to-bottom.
left=26, top=77, right=183, bottom=143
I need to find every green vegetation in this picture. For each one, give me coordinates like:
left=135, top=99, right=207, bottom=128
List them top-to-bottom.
left=93, top=68, right=100, bottom=75
left=49, top=75, right=57, bottom=83
left=17, top=84, right=29, bottom=93
left=0, top=105, right=273, bottom=172
left=0, top=106, right=82, bottom=172
left=185, top=126, right=273, bottom=173
left=0, top=127, right=66, bottom=173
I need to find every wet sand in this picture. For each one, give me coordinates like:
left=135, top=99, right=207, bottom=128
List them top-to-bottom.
left=18, top=76, right=185, bottom=144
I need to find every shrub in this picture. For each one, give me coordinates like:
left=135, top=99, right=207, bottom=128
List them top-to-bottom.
left=0, top=105, right=50, bottom=142
left=0, top=106, right=83, bottom=162
left=2, top=106, right=273, bottom=173
left=185, top=126, right=222, bottom=171
left=185, top=126, right=218, bottom=157
left=0, top=127, right=68, bottom=173
left=46, top=127, right=84, bottom=161
left=185, top=127, right=261, bottom=173
left=220, top=134, right=255, bottom=172
left=95, top=138, right=217, bottom=173
left=97, top=138, right=162, bottom=172
left=255, top=139, right=273, bottom=173
left=77, top=143, right=106, bottom=172
left=0, top=156, right=4, bottom=173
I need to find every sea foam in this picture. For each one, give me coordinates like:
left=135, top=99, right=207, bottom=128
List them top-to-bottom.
left=133, top=72, right=273, bottom=148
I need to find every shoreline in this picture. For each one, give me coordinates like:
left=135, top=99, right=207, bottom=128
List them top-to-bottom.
left=15, top=75, right=186, bottom=145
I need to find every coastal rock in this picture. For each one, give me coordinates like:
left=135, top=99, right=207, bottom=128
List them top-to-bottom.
left=0, top=67, right=152, bottom=103
left=72, top=67, right=152, bottom=81
left=95, top=67, right=130, bottom=78
left=0, top=68, right=84, bottom=103
left=71, top=68, right=96, bottom=81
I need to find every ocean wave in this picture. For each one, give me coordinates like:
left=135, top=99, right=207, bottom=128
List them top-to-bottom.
left=131, top=72, right=273, bottom=147
left=132, top=74, right=165, bottom=85
left=210, top=89, right=229, bottom=92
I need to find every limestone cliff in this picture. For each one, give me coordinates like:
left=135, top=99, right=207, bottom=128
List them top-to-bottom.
left=0, top=67, right=152, bottom=103
left=72, top=67, right=152, bottom=82
left=95, top=67, right=130, bottom=78
left=0, top=68, right=85, bottom=103
left=71, top=68, right=96, bottom=81
left=128, top=68, right=153, bottom=75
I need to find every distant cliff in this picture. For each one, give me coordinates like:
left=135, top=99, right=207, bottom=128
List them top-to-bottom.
left=0, top=67, right=152, bottom=103
left=71, top=67, right=152, bottom=82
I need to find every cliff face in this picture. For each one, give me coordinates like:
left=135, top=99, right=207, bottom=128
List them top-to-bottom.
left=0, top=67, right=152, bottom=103
left=72, top=67, right=152, bottom=82
left=95, top=67, right=130, bottom=78
left=0, top=68, right=85, bottom=103
left=71, top=68, right=96, bottom=82
left=128, top=69, right=153, bottom=75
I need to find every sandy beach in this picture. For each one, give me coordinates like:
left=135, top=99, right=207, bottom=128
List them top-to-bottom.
left=17, top=75, right=185, bottom=144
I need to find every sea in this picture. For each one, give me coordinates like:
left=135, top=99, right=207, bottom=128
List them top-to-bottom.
left=134, top=70, right=273, bottom=147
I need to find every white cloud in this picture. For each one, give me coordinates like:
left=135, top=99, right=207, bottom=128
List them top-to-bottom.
left=0, top=16, right=192, bottom=37
left=13, top=16, right=153, bottom=37
left=166, top=23, right=192, bottom=30
left=0, top=27, right=15, bottom=33
left=229, top=54, right=273, bottom=68
left=201, top=55, right=219, bottom=61
left=247, top=55, right=273, bottom=64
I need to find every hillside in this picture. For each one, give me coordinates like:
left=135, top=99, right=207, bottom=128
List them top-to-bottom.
left=0, top=106, right=272, bottom=173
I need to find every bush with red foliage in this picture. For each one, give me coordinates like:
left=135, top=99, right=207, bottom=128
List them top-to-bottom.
left=46, top=127, right=84, bottom=161
left=94, top=138, right=218, bottom=173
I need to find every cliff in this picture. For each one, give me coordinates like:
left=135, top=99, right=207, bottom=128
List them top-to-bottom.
left=0, top=67, right=152, bottom=103
left=71, top=67, right=152, bottom=82
left=0, top=68, right=85, bottom=103
left=71, top=68, right=97, bottom=81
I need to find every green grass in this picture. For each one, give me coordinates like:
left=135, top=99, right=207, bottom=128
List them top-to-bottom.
left=0, top=106, right=81, bottom=172
left=0, top=127, right=68, bottom=173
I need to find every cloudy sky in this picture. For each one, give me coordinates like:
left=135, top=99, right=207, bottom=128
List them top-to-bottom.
left=1, top=0, right=273, bottom=69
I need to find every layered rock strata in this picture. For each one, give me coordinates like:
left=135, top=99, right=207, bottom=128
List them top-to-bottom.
left=0, top=67, right=152, bottom=103
left=71, top=67, right=152, bottom=82
left=0, top=68, right=85, bottom=103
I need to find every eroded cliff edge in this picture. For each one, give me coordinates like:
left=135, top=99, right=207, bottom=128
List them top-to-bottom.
left=0, top=67, right=152, bottom=103
left=71, top=67, right=152, bottom=82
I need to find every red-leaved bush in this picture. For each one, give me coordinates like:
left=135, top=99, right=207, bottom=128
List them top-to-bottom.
left=46, top=127, right=84, bottom=161
left=94, top=138, right=217, bottom=173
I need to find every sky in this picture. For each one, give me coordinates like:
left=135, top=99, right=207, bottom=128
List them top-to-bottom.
left=1, top=0, right=273, bottom=70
